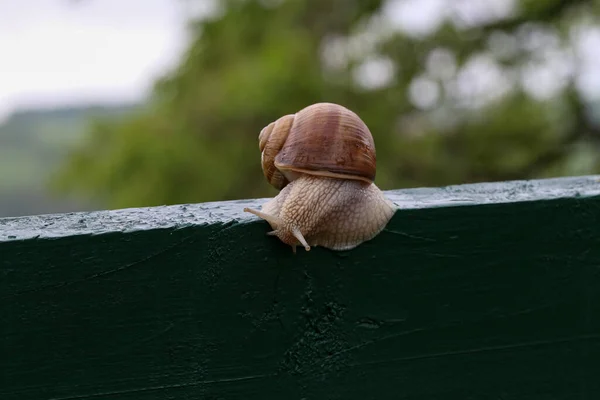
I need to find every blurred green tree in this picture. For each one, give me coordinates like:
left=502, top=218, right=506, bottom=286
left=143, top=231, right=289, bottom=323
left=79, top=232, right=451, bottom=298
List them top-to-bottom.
left=53, top=0, right=600, bottom=209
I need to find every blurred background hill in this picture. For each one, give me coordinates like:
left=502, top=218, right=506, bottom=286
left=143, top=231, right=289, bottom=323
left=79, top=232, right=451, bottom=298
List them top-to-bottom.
left=1, top=0, right=599, bottom=218
left=0, top=104, right=135, bottom=217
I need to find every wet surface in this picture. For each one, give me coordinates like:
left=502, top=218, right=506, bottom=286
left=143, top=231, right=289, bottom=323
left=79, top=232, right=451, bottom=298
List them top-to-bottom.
left=1, top=175, right=599, bottom=241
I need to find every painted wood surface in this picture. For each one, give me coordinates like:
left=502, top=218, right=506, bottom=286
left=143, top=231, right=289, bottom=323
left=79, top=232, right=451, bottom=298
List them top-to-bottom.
left=1, top=175, right=600, bottom=400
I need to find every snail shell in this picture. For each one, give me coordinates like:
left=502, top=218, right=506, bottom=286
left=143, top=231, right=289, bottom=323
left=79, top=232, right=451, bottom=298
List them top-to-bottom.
left=259, top=102, right=376, bottom=190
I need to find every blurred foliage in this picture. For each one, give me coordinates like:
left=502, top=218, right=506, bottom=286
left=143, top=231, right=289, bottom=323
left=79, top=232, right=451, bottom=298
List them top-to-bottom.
left=53, top=0, right=600, bottom=209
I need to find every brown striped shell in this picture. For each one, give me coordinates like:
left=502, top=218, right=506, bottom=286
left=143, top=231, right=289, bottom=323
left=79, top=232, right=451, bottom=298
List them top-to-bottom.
left=258, top=103, right=376, bottom=190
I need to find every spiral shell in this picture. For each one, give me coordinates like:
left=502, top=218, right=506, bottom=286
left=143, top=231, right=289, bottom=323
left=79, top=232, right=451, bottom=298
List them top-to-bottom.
left=259, top=102, right=376, bottom=190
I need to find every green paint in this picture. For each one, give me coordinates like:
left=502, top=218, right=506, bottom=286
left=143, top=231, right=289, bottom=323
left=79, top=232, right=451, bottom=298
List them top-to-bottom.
left=1, top=175, right=600, bottom=399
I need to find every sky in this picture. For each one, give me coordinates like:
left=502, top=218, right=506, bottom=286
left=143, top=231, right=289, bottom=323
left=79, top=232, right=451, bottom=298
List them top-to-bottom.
left=0, top=0, right=598, bottom=123
left=0, top=0, right=193, bottom=121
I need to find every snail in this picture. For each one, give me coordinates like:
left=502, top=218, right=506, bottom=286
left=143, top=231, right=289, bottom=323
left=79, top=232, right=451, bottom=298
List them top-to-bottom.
left=244, top=102, right=396, bottom=252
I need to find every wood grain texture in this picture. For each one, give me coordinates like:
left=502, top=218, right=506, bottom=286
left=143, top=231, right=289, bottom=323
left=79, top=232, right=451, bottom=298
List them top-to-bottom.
left=1, top=175, right=600, bottom=400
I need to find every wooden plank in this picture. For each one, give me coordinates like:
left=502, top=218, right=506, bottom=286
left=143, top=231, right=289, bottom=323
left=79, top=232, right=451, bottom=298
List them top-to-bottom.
left=1, top=175, right=600, bottom=400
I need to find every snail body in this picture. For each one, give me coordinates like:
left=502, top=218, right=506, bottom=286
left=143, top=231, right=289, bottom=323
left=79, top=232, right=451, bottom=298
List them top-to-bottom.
left=244, top=102, right=396, bottom=252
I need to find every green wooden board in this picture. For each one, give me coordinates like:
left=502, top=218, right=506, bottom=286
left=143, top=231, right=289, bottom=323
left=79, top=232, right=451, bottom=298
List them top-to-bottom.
left=1, top=175, right=600, bottom=399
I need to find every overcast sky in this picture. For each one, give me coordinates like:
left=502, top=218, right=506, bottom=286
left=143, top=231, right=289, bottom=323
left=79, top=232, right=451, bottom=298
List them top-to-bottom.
left=0, top=0, right=192, bottom=121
